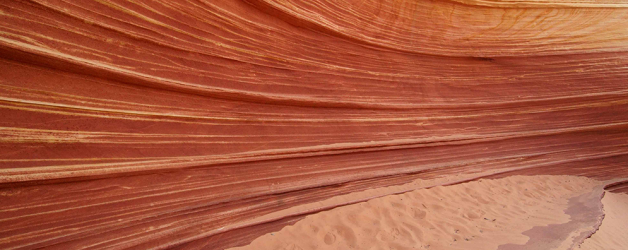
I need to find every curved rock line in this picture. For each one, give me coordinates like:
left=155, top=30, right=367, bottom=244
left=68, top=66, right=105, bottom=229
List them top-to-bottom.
left=0, top=0, right=627, bottom=249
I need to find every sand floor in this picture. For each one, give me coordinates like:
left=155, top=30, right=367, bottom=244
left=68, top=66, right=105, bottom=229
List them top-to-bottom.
left=229, top=175, right=615, bottom=250
left=579, top=191, right=628, bottom=250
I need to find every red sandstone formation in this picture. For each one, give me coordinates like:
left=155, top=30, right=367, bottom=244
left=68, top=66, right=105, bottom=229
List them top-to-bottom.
left=0, top=0, right=627, bottom=249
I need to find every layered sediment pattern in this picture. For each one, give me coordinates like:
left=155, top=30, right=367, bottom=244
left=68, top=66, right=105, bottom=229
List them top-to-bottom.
left=0, top=0, right=627, bottom=249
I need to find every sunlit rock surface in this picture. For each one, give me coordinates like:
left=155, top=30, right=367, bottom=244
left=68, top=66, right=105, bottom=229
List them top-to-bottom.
left=0, top=0, right=627, bottom=249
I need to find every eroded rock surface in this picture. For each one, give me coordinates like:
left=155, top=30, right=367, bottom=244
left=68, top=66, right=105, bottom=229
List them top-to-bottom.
left=0, top=0, right=627, bottom=249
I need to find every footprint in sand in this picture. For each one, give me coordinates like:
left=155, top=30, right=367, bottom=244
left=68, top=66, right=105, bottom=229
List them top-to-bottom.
left=411, top=208, right=427, bottom=219
left=463, top=211, right=480, bottom=220
left=376, top=227, right=402, bottom=242
left=323, top=232, right=336, bottom=245
left=282, top=243, right=303, bottom=250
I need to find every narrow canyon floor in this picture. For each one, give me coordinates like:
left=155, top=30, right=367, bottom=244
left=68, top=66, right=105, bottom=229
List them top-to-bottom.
left=230, top=175, right=626, bottom=250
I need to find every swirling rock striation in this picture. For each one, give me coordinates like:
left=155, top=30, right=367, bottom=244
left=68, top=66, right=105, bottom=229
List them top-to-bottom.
left=0, top=0, right=627, bottom=249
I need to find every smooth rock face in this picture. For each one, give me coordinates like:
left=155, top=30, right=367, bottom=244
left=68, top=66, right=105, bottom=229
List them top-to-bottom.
left=0, top=0, right=626, bottom=249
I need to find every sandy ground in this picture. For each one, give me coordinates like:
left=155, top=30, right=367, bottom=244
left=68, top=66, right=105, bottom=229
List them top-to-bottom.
left=230, top=175, right=607, bottom=250
left=579, top=191, right=628, bottom=250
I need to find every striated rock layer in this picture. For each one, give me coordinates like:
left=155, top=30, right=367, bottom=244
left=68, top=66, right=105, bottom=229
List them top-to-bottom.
left=0, top=0, right=627, bottom=249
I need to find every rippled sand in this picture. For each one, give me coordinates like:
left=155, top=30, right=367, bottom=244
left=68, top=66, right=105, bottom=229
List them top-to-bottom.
left=232, top=175, right=616, bottom=250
